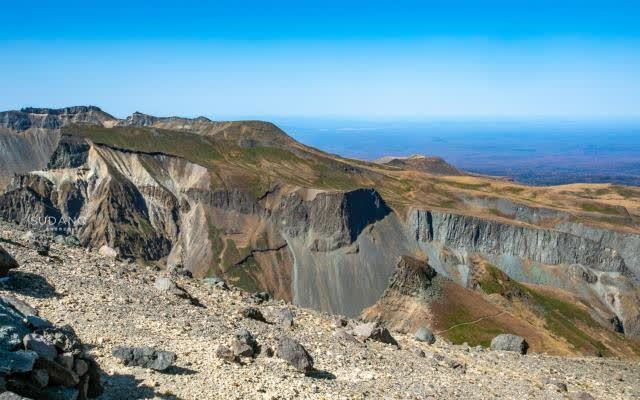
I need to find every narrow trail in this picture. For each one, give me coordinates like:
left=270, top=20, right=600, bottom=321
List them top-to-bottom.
left=436, top=311, right=506, bottom=334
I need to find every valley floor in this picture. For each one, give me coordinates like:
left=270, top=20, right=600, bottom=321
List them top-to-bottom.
left=1, top=221, right=638, bottom=400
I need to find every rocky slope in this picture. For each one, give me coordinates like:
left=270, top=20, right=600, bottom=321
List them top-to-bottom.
left=1, top=106, right=640, bottom=356
left=1, top=222, right=639, bottom=400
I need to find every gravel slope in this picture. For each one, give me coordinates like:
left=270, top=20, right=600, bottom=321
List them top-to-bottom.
left=1, top=221, right=638, bottom=400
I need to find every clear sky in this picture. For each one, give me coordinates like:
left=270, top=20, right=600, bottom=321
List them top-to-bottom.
left=1, top=0, right=639, bottom=119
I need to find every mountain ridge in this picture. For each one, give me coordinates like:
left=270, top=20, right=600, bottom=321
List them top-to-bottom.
left=1, top=105, right=640, bottom=358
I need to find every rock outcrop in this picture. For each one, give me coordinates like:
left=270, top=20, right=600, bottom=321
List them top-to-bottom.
left=0, top=247, right=18, bottom=278
left=0, top=296, right=102, bottom=399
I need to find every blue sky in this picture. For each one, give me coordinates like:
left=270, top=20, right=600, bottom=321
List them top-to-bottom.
left=1, top=1, right=639, bottom=119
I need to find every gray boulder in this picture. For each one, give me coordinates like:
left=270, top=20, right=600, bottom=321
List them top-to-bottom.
left=0, top=246, right=19, bottom=277
left=204, top=276, right=228, bottom=290
left=0, top=295, right=37, bottom=317
left=0, top=298, right=31, bottom=351
left=276, top=308, right=295, bottom=328
left=40, top=326, right=82, bottom=356
left=415, top=327, right=436, bottom=344
left=231, top=329, right=258, bottom=357
left=23, top=334, right=58, bottom=360
left=490, top=334, right=528, bottom=354
left=276, top=336, right=314, bottom=373
left=112, top=346, right=176, bottom=371
left=0, top=350, right=38, bottom=374
left=34, top=358, right=79, bottom=387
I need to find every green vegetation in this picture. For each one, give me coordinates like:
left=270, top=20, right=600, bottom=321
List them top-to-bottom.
left=611, top=185, right=639, bottom=199
left=502, top=186, right=526, bottom=194
left=580, top=202, right=624, bottom=215
left=226, top=255, right=261, bottom=293
left=478, top=264, right=609, bottom=355
left=440, top=306, right=506, bottom=347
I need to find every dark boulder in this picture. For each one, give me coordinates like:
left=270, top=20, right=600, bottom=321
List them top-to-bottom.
left=0, top=246, right=19, bottom=277
left=240, top=307, right=266, bottom=323
left=276, top=336, right=314, bottom=373
left=112, top=346, right=176, bottom=371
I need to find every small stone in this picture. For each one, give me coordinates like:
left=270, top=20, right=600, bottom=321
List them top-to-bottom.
left=65, top=236, right=81, bottom=246
left=31, top=237, right=50, bottom=256
left=98, top=245, right=118, bottom=259
left=204, top=277, right=228, bottom=290
left=240, top=307, right=266, bottom=322
left=331, top=317, right=348, bottom=329
left=414, top=327, right=436, bottom=344
left=332, top=329, right=360, bottom=344
left=490, top=334, right=528, bottom=355
left=276, top=336, right=314, bottom=373
left=231, top=339, right=254, bottom=357
left=216, top=345, right=239, bottom=363
left=262, top=347, right=274, bottom=357
left=414, top=348, right=426, bottom=357
left=543, top=378, right=568, bottom=392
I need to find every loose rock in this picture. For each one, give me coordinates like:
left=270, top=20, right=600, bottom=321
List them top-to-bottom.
left=97, top=245, right=118, bottom=259
left=0, top=246, right=19, bottom=277
left=240, top=307, right=266, bottom=323
left=352, top=322, right=398, bottom=346
left=415, top=326, right=436, bottom=344
left=490, top=334, right=529, bottom=355
left=276, top=336, right=314, bottom=373
left=112, top=346, right=176, bottom=371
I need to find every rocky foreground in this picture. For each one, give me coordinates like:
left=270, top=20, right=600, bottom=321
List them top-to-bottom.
left=0, top=222, right=639, bottom=400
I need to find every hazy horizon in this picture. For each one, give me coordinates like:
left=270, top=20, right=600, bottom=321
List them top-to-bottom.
left=2, top=1, right=640, bottom=119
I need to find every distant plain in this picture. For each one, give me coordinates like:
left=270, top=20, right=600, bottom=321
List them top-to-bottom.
left=274, top=118, right=640, bottom=186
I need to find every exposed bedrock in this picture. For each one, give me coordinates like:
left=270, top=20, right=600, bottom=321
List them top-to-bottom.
left=407, top=208, right=640, bottom=337
left=409, top=210, right=627, bottom=274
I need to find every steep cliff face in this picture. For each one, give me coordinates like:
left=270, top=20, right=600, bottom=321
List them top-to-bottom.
left=0, top=107, right=116, bottom=189
left=406, top=208, right=640, bottom=337
left=409, top=210, right=627, bottom=274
